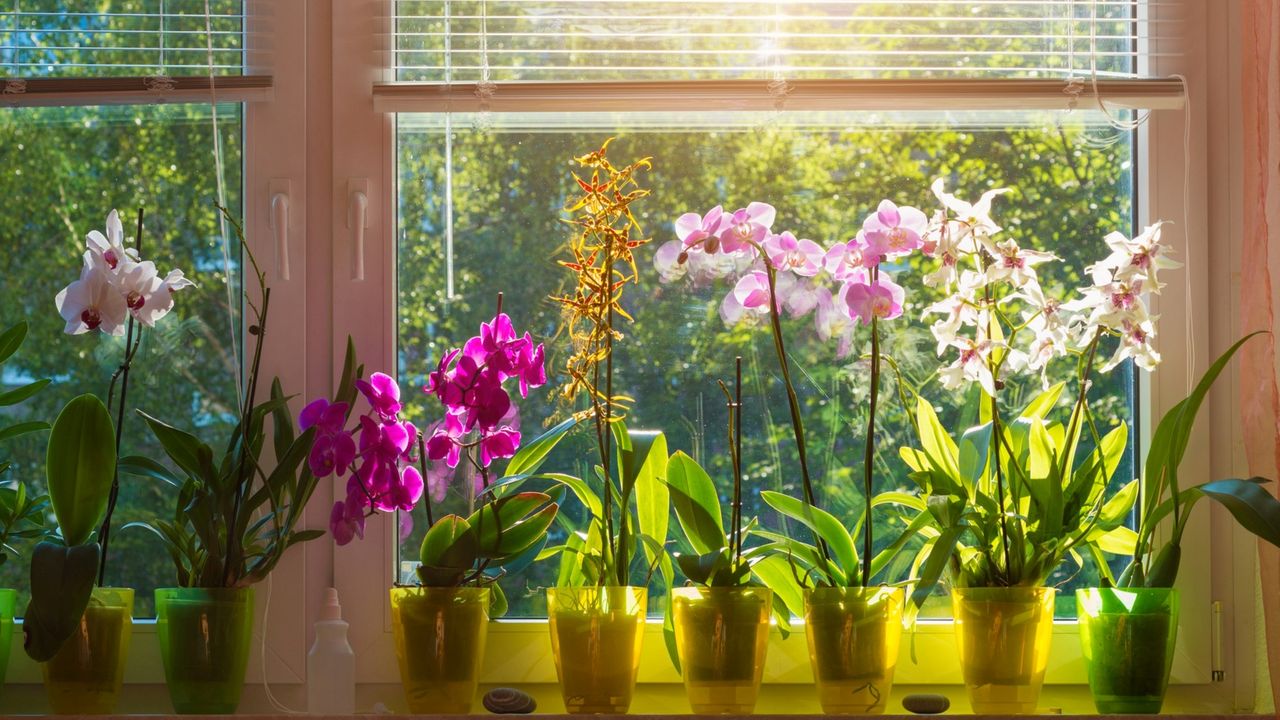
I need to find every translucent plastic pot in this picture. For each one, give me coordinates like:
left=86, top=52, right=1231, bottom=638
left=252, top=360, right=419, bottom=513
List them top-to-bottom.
left=389, top=586, right=490, bottom=714
left=546, top=586, right=647, bottom=714
left=671, top=586, right=771, bottom=714
left=804, top=586, right=904, bottom=715
left=952, top=586, right=1055, bottom=714
left=42, top=587, right=134, bottom=714
left=155, top=587, right=255, bottom=714
left=1077, top=587, right=1178, bottom=714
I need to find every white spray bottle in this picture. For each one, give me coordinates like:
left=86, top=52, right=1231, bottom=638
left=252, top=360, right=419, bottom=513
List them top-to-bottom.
left=307, top=587, right=355, bottom=714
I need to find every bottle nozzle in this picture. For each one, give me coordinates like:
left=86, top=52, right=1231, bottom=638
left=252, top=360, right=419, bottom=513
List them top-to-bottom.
left=322, top=587, right=343, bottom=622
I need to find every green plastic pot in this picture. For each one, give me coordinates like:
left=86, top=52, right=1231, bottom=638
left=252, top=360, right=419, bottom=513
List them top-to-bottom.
left=41, top=587, right=134, bottom=714
left=155, top=587, right=255, bottom=714
left=1077, top=587, right=1178, bottom=714
left=0, top=589, right=15, bottom=690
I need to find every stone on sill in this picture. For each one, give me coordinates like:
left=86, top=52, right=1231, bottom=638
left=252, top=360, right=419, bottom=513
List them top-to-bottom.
left=483, top=687, right=537, bottom=714
left=902, top=692, right=951, bottom=714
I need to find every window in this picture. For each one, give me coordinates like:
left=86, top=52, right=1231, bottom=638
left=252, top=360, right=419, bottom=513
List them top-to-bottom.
left=0, top=2, right=249, bottom=618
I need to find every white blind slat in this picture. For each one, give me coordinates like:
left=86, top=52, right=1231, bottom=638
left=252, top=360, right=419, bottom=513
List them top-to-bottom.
left=396, top=0, right=1169, bottom=83
left=2, top=1, right=248, bottom=78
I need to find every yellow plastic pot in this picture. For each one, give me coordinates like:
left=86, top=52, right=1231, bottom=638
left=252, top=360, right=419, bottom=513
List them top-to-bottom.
left=804, top=585, right=904, bottom=715
left=390, top=586, right=490, bottom=714
left=547, top=586, right=646, bottom=714
left=671, top=586, right=771, bottom=714
left=952, top=586, right=1056, bottom=714
left=41, top=587, right=134, bottom=715
left=155, top=587, right=255, bottom=714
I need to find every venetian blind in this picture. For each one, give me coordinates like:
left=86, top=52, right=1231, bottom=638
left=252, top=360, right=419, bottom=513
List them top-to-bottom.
left=0, top=0, right=247, bottom=78
left=395, top=0, right=1169, bottom=83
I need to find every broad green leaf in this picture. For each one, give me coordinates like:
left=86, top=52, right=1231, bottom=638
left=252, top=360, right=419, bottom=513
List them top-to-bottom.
left=269, top=378, right=296, bottom=461
left=1019, top=382, right=1066, bottom=420
left=46, top=395, right=116, bottom=546
left=915, top=397, right=960, bottom=480
left=138, top=411, right=215, bottom=484
left=504, top=417, right=576, bottom=478
left=626, top=430, right=669, bottom=572
left=666, top=451, right=724, bottom=554
left=116, top=455, right=182, bottom=487
left=537, top=473, right=604, bottom=520
left=1200, top=477, right=1280, bottom=547
left=1099, top=479, right=1139, bottom=529
left=761, top=491, right=857, bottom=579
left=465, top=492, right=555, bottom=557
left=491, top=505, right=559, bottom=560
left=419, top=515, right=478, bottom=571
left=1088, top=525, right=1138, bottom=555
left=910, top=526, right=965, bottom=608
left=22, top=541, right=100, bottom=661
left=751, top=554, right=807, bottom=618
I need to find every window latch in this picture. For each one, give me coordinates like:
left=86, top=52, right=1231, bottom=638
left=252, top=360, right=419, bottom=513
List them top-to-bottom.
left=348, top=179, right=370, bottom=282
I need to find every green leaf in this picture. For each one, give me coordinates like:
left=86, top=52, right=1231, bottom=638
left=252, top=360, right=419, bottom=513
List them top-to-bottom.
left=0, top=322, right=28, bottom=365
left=1143, top=332, right=1264, bottom=527
left=269, top=378, right=296, bottom=461
left=0, top=379, right=50, bottom=408
left=1019, top=382, right=1066, bottom=421
left=46, top=395, right=116, bottom=546
left=915, top=397, right=960, bottom=480
left=137, top=411, right=215, bottom=484
left=504, top=417, right=576, bottom=478
left=0, top=421, right=50, bottom=443
left=957, top=423, right=992, bottom=494
left=627, top=430, right=669, bottom=572
left=665, top=451, right=724, bottom=554
left=116, top=455, right=182, bottom=487
left=1199, top=477, right=1280, bottom=547
left=1099, top=479, right=1139, bottom=528
left=761, top=491, right=857, bottom=579
left=465, top=492, right=555, bottom=556
left=491, top=505, right=559, bottom=561
left=417, top=515, right=478, bottom=586
left=910, top=525, right=965, bottom=608
left=1087, top=525, right=1138, bottom=554
left=22, top=541, right=100, bottom=661
left=750, top=554, right=806, bottom=618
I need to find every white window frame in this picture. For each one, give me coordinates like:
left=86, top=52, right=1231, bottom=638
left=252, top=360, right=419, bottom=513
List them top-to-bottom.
left=1, top=0, right=320, bottom=697
left=328, top=0, right=1259, bottom=710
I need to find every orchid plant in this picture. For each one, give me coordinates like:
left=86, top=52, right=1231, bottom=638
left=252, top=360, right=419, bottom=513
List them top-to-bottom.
left=544, top=139, right=672, bottom=594
left=892, top=181, right=1184, bottom=602
left=656, top=197, right=927, bottom=590
left=52, top=208, right=193, bottom=585
left=121, top=208, right=347, bottom=589
left=329, top=304, right=569, bottom=614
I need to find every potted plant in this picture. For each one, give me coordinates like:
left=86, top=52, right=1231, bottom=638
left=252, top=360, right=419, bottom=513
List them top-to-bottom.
left=541, top=140, right=671, bottom=714
left=893, top=181, right=1154, bottom=714
left=659, top=198, right=929, bottom=713
left=27, top=209, right=193, bottom=713
left=118, top=209, right=348, bottom=714
left=334, top=302, right=569, bottom=715
left=0, top=321, right=52, bottom=691
left=1076, top=331, right=1280, bottom=712
left=662, top=358, right=792, bottom=714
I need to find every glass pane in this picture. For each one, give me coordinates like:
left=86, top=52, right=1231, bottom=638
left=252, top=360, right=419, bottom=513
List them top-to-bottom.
left=0, top=103, right=242, bottom=617
left=396, top=111, right=1135, bottom=619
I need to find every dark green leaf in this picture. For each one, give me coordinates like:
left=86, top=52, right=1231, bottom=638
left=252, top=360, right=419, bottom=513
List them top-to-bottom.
left=46, top=395, right=116, bottom=545
left=23, top=541, right=100, bottom=661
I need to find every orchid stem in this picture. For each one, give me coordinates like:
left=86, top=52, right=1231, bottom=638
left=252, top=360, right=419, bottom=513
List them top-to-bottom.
left=97, top=206, right=145, bottom=587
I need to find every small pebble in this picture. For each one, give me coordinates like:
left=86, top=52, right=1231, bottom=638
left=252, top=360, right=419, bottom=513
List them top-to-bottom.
left=483, top=687, right=537, bottom=714
left=902, top=693, right=950, bottom=714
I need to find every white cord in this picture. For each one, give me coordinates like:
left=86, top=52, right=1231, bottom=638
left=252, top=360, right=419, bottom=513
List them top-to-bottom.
left=204, top=0, right=241, bottom=407
left=261, top=571, right=306, bottom=714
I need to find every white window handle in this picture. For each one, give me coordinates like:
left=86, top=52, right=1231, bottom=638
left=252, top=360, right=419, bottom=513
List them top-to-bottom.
left=348, top=180, right=370, bottom=282
left=268, top=185, right=291, bottom=281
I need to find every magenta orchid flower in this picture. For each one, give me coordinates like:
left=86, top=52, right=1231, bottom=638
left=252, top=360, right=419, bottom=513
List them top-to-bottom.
left=356, top=372, right=403, bottom=418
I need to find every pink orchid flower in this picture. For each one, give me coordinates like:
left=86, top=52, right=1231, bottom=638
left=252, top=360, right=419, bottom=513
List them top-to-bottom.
left=862, top=199, right=927, bottom=260
left=717, top=202, right=775, bottom=253
left=675, top=205, right=725, bottom=252
left=764, top=231, right=825, bottom=277
left=842, top=274, right=906, bottom=325
left=356, top=372, right=403, bottom=418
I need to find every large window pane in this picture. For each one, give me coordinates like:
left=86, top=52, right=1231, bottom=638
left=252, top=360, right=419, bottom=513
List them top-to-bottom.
left=0, top=103, right=242, bottom=617
left=396, top=112, right=1136, bottom=619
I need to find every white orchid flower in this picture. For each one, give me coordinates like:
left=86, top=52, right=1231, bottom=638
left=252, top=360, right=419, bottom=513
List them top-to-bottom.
left=930, top=178, right=1010, bottom=239
left=85, top=210, right=138, bottom=272
left=1095, top=222, right=1182, bottom=287
left=984, top=238, right=1057, bottom=288
left=55, top=254, right=128, bottom=335
left=134, top=268, right=195, bottom=327
left=1063, top=269, right=1152, bottom=332
left=1101, top=318, right=1161, bottom=372
left=939, top=335, right=998, bottom=397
